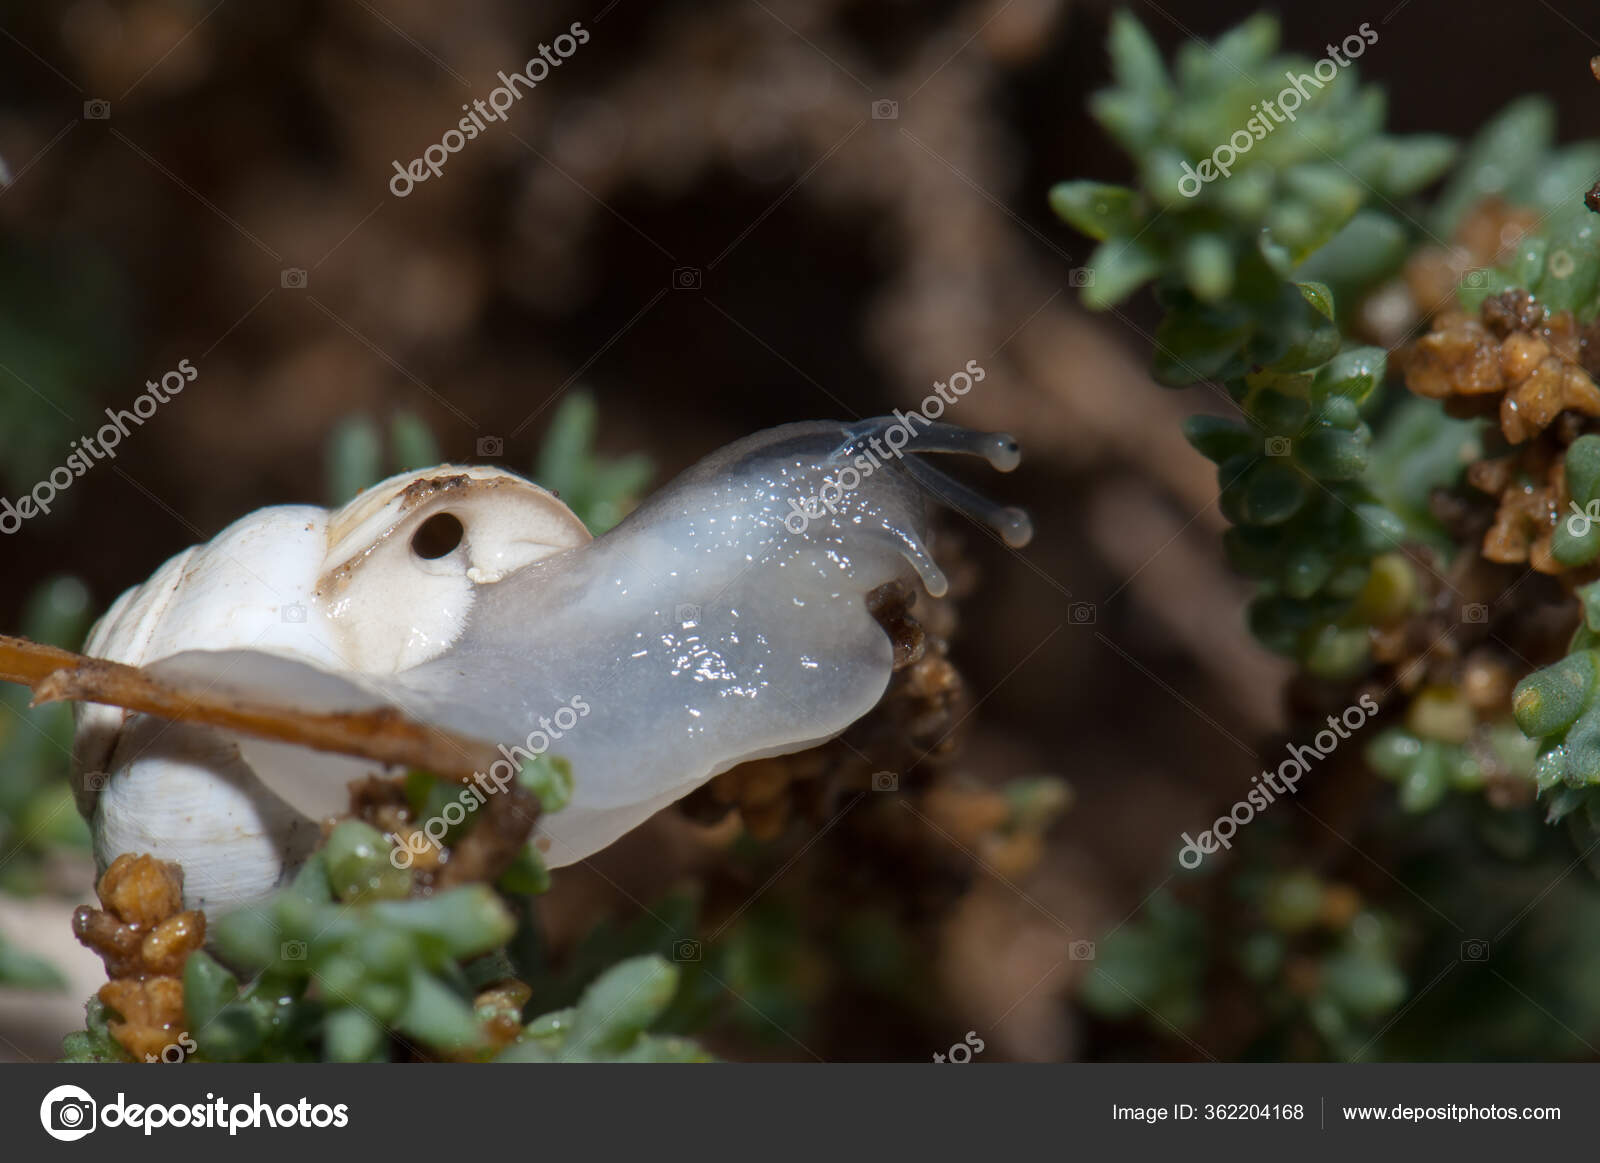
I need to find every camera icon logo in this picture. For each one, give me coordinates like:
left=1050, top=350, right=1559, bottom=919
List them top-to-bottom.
left=871, top=98, right=899, bottom=119
left=83, top=99, right=111, bottom=120
left=672, top=266, right=702, bottom=290
left=1068, top=267, right=1095, bottom=287
left=280, top=268, right=308, bottom=289
left=1461, top=268, right=1490, bottom=290
left=476, top=435, right=504, bottom=457
left=1265, top=436, right=1292, bottom=457
left=281, top=602, right=307, bottom=624
left=1069, top=602, right=1097, bottom=625
left=675, top=603, right=702, bottom=628
left=1461, top=603, right=1489, bottom=624
left=83, top=770, right=109, bottom=791
left=871, top=770, right=898, bottom=792
left=673, top=937, right=702, bottom=962
left=281, top=939, right=308, bottom=961
left=1460, top=939, right=1490, bottom=962
left=1069, top=940, right=1096, bottom=961
left=40, top=1084, right=97, bottom=1141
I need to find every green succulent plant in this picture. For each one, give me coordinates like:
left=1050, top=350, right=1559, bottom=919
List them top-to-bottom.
left=1050, top=11, right=1452, bottom=381
left=1048, top=13, right=1471, bottom=676
left=1435, top=97, right=1600, bottom=321
left=1182, top=342, right=1405, bottom=674
left=534, top=392, right=653, bottom=534
left=325, top=411, right=441, bottom=505
left=1550, top=436, right=1600, bottom=567
left=0, top=575, right=93, bottom=898
left=1512, top=586, right=1600, bottom=825
left=1367, top=722, right=1538, bottom=814
left=196, top=835, right=516, bottom=1062
left=499, top=955, right=713, bottom=1063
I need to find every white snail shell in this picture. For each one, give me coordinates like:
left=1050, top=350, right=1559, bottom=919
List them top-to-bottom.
left=71, top=420, right=1029, bottom=913
left=73, top=466, right=589, bottom=911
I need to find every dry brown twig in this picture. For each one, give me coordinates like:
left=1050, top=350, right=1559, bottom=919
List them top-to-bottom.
left=0, top=633, right=497, bottom=781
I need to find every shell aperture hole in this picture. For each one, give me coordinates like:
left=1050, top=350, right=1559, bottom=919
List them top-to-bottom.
left=411, top=512, right=465, bottom=559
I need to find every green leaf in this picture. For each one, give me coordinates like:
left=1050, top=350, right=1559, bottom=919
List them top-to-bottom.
left=1106, top=11, right=1171, bottom=97
left=1210, top=12, right=1278, bottom=71
left=1089, top=89, right=1160, bottom=152
left=1431, top=97, right=1555, bottom=234
left=1359, top=135, right=1456, bottom=197
left=1528, top=143, right=1600, bottom=215
left=1048, top=181, right=1140, bottom=241
left=1295, top=210, right=1410, bottom=301
left=1531, top=210, right=1600, bottom=317
left=1182, top=234, right=1235, bottom=301
left=1080, top=238, right=1162, bottom=309
left=1296, top=280, right=1336, bottom=322
left=1151, top=308, right=1253, bottom=385
left=1313, top=346, right=1387, bottom=404
left=1252, top=389, right=1311, bottom=434
left=535, top=391, right=653, bottom=534
left=538, top=393, right=598, bottom=498
left=390, top=412, right=439, bottom=472
left=1182, top=414, right=1256, bottom=463
left=326, top=415, right=383, bottom=505
left=1297, top=427, right=1368, bottom=481
left=1566, top=435, right=1600, bottom=506
left=1222, top=462, right=1307, bottom=526
left=1350, top=504, right=1405, bottom=555
left=1282, top=546, right=1333, bottom=600
left=1580, top=581, right=1600, bottom=635
left=1303, top=624, right=1371, bottom=679
left=1514, top=651, right=1599, bottom=738
left=1560, top=706, right=1600, bottom=785
left=1368, top=728, right=1422, bottom=780
left=1397, top=740, right=1450, bottom=812
left=518, top=754, right=574, bottom=814
left=325, top=819, right=411, bottom=902
left=498, top=844, right=551, bottom=896
left=289, top=851, right=334, bottom=905
left=371, top=886, right=517, bottom=960
left=212, top=907, right=287, bottom=973
left=0, top=934, right=65, bottom=990
left=1322, top=949, right=1406, bottom=1017
left=183, top=951, right=239, bottom=1030
left=565, top=955, right=679, bottom=1059
left=394, top=965, right=486, bottom=1053
left=61, top=999, right=132, bottom=1063
left=194, top=1001, right=269, bottom=1062
left=522, top=1006, right=577, bottom=1051
left=325, top=1007, right=387, bottom=1063
left=616, top=1035, right=717, bottom=1063
left=496, top=1038, right=556, bottom=1063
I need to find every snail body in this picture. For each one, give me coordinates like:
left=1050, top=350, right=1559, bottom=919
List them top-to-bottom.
left=73, top=418, right=1029, bottom=910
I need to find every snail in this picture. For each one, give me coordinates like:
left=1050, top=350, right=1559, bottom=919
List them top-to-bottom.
left=72, top=417, right=1032, bottom=911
